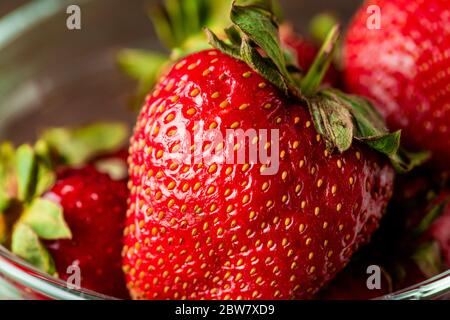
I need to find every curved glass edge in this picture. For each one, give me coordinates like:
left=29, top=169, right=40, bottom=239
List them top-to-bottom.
left=0, top=0, right=448, bottom=301
left=0, top=0, right=89, bottom=50
left=0, top=246, right=115, bottom=300
left=378, top=269, right=450, bottom=300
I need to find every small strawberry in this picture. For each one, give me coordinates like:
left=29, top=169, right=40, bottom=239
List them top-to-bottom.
left=344, top=0, right=450, bottom=171
left=122, top=1, right=421, bottom=300
left=1, top=123, right=130, bottom=298
left=43, top=166, right=129, bottom=298
left=352, top=176, right=449, bottom=292
left=410, top=190, right=450, bottom=270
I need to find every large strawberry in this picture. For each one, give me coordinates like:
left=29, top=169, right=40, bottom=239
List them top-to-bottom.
left=344, top=0, right=450, bottom=171
left=122, top=1, right=424, bottom=300
left=1, top=123, right=130, bottom=298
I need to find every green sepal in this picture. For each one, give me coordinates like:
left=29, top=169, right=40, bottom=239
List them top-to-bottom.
left=119, top=0, right=234, bottom=108
left=150, top=0, right=231, bottom=50
left=234, top=0, right=276, bottom=15
left=230, top=3, right=297, bottom=90
left=206, top=9, right=297, bottom=96
left=308, top=13, right=340, bottom=45
left=207, top=22, right=290, bottom=94
left=300, top=25, right=340, bottom=96
left=224, top=26, right=243, bottom=46
left=205, top=28, right=241, bottom=60
left=240, top=36, right=291, bottom=95
left=117, top=49, right=169, bottom=109
left=117, top=49, right=168, bottom=81
left=330, top=90, right=430, bottom=172
left=306, top=93, right=353, bottom=153
left=42, top=122, right=129, bottom=166
left=33, top=140, right=56, bottom=198
left=0, top=142, right=15, bottom=211
left=15, top=145, right=36, bottom=203
left=389, top=149, right=431, bottom=174
left=94, top=158, right=128, bottom=181
left=0, top=191, right=9, bottom=214
left=413, top=197, right=450, bottom=237
left=21, top=198, right=71, bottom=240
left=0, top=213, right=6, bottom=245
left=11, top=222, right=56, bottom=275
left=411, top=241, right=445, bottom=278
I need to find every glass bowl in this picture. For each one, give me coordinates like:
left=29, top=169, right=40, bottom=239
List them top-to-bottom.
left=0, top=0, right=449, bottom=300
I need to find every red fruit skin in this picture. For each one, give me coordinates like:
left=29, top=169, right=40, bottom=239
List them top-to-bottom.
left=344, top=0, right=450, bottom=171
left=280, top=24, right=339, bottom=87
left=124, top=49, right=395, bottom=300
left=44, top=166, right=129, bottom=299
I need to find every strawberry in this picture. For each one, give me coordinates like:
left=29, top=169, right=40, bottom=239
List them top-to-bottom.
left=344, top=0, right=450, bottom=171
left=119, top=2, right=421, bottom=300
left=124, top=49, right=394, bottom=300
left=1, top=123, right=130, bottom=298
left=42, top=166, right=129, bottom=298
left=354, top=175, right=449, bottom=292
left=410, top=190, right=450, bottom=270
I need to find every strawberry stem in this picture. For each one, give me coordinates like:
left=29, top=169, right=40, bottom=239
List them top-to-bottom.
left=150, top=0, right=231, bottom=53
left=308, top=13, right=339, bottom=45
left=300, top=25, right=340, bottom=96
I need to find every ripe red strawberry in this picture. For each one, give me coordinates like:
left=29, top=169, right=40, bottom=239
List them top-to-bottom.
left=120, top=0, right=422, bottom=300
left=344, top=0, right=450, bottom=171
left=123, top=47, right=395, bottom=299
left=2, top=123, right=130, bottom=298
left=43, top=166, right=129, bottom=298
left=357, top=176, right=449, bottom=292
left=411, top=190, right=450, bottom=269
left=429, top=206, right=450, bottom=267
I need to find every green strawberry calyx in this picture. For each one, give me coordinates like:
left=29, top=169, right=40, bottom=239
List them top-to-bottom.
left=117, top=0, right=236, bottom=109
left=118, top=0, right=428, bottom=172
left=205, top=0, right=429, bottom=172
left=0, top=122, right=129, bottom=274
left=400, top=194, right=450, bottom=280
left=411, top=241, right=446, bottom=279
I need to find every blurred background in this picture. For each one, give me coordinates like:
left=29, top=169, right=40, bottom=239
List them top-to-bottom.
left=0, top=0, right=362, bottom=144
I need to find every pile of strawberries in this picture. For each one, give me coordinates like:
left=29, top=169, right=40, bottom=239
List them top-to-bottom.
left=1, top=0, right=449, bottom=300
